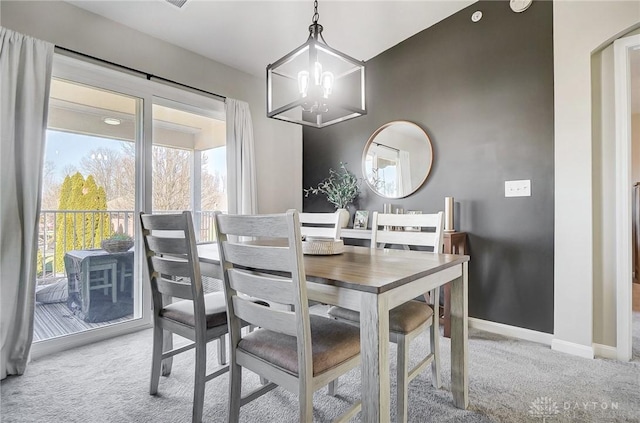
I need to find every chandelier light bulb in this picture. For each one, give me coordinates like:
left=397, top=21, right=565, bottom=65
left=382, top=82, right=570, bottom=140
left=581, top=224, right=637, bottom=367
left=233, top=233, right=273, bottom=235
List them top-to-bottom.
left=314, top=61, right=323, bottom=86
left=298, top=70, right=310, bottom=97
left=321, top=71, right=334, bottom=98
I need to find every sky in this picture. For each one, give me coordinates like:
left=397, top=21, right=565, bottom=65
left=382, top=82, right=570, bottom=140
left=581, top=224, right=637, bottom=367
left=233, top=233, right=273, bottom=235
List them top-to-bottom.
left=45, top=130, right=226, bottom=183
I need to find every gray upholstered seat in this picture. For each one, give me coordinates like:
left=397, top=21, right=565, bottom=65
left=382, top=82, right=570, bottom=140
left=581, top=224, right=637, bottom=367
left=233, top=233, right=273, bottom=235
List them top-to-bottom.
left=160, top=292, right=227, bottom=329
left=328, top=300, right=433, bottom=334
left=238, top=314, right=360, bottom=376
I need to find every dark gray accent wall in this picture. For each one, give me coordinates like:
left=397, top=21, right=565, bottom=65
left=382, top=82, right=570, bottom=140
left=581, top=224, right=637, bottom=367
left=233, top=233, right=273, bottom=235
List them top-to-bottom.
left=303, top=1, right=554, bottom=333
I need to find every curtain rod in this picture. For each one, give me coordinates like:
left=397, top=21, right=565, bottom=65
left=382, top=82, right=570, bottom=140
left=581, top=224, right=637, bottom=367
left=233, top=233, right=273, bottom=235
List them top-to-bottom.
left=54, top=46, right=226, bottom=101
left=374, top=142, right=399, bottom=152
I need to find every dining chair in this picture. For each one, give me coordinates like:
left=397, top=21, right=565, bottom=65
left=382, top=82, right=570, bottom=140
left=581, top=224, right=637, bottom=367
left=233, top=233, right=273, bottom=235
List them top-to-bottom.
left=214, top=210, right=362, bottom=423
left=299, top=210, right=342, bottom=240
left=139, top=211, right=230, bottom=423
left=328, top=211, right=444, bottom=423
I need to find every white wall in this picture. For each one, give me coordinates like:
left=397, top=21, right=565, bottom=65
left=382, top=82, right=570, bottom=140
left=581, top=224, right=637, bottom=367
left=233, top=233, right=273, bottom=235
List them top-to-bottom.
left=0, top=0, right=302, bottom=214
left=554, top=1, right=640, bottom=356
left=592, top=43, right=617, bottom=348
left=633, top=113, right=640, bottom=183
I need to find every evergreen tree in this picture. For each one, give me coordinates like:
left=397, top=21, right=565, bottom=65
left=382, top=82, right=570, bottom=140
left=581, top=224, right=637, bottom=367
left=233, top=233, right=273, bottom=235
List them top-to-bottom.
left=54, top=172, right=112, bottom=272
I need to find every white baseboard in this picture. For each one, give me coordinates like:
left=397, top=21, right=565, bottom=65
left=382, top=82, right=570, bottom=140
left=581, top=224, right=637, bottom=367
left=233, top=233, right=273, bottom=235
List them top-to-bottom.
left=469, top=317, right=554, bottom=345
left=468, top=318, right=611, bottom=360
left=550, top=338, right=594, bottom=359
left=592, top=343, right=617, bottom=359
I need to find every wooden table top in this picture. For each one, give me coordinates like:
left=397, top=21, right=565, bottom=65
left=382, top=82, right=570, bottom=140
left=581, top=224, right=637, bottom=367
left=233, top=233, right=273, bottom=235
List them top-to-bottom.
left=198, top=243, right=469, bottom=295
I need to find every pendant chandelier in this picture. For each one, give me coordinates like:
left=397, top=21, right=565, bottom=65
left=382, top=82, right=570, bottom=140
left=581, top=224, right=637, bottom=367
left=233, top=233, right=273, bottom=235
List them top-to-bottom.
left=266, top=0, right=367, bottom=128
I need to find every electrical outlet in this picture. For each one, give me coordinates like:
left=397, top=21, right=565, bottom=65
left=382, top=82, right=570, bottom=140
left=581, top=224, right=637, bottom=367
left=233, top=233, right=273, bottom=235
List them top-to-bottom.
left=505, top=180, right=531, bottom=197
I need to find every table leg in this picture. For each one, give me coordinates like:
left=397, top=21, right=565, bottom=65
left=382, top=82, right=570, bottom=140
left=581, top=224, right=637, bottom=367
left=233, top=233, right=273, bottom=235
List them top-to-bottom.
left=450, top=261, right=468, bottom=409
left=443, top=283, right=451, bottom=338
left=360, top=292, right=390, bottom=422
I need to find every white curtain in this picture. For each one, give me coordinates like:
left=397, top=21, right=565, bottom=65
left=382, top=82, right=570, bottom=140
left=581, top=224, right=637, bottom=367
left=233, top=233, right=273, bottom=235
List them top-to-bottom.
left=0, top=28, right=54, bottom=379
left=225, top=98, right=257, bottom=215
left=397, top=150, right=412, bottom=197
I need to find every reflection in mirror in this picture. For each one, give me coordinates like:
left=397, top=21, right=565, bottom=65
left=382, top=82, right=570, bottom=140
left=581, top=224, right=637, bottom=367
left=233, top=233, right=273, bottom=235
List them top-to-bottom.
left=362, top=121, right=433, bottom=198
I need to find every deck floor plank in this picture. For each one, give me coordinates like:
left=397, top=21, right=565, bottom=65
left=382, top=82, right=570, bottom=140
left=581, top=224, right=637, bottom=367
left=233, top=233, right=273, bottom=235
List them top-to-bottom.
left=33, top=302, right=133, bottom=342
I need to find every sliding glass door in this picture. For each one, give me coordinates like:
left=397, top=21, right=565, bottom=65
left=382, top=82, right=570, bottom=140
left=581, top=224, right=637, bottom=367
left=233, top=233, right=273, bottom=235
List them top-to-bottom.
left=32, top=54, right=226, bottom=356
left=35, top=76, right=142, bottom=346
left=151, top=98, right=227, bottom=293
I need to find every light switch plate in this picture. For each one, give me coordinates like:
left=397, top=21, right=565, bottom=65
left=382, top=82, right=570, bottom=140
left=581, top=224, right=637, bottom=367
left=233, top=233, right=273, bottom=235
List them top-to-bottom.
left=505, top=180, right=531, bottom=197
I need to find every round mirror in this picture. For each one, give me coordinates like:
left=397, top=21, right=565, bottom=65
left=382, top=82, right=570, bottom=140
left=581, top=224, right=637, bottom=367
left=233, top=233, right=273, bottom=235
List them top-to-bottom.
left=362, top=121, right=433, bottom=198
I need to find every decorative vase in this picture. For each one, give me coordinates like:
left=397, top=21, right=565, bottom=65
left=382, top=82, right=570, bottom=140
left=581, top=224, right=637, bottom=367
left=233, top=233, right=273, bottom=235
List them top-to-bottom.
left=337, top=208, right=350, bottom=228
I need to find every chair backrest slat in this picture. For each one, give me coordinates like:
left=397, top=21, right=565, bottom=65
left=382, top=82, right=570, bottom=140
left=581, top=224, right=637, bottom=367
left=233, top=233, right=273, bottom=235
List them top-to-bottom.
left=299, top=211, right=341, bottom=240
left=371, top=211, right=444, bottom=253
left=140, top=213, right=188, bottom=231
left=215, top=213, right=290, bottom=238
left=376, top=213, right=441, bottom=229
left=300, top=226, right=335, bottom=239
left=374, top=230, right=440, bottom=249
left=145, top=236, right=188, bottom=256
left=222, top=243, right=293, bottom=273
left=149, top=256, right=193, bottom=278
left=228, top=269, right=293, bottom=304
left=156, top=277, right=194, bottom=299
left=232, top=296, right=298, bottom=336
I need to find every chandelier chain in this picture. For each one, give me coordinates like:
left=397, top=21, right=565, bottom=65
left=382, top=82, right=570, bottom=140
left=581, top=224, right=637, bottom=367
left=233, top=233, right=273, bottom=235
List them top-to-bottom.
left=312, top=0, right=319, bottom=24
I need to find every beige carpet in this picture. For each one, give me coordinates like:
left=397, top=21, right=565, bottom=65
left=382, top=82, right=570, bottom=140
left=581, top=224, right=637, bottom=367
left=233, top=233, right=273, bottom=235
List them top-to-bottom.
left=2, top=313, right=639, bottom=422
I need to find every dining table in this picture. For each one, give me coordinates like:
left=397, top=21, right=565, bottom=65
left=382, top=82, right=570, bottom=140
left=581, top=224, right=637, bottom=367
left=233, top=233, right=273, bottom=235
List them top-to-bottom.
left=197, top=243, right=469, bottom=422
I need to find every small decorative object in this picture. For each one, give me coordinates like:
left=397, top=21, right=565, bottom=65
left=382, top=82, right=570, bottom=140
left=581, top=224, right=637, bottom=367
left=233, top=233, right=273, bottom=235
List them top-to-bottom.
left=266, top=0, right=366, bottom=128
left=304, top=162, right=361, bottom=228
left=444, top=196, right=455, bottom=232
left=353, top=210, right=369, bottom=229
left=405, top=210, right=422, bottom=232
left=101, top=233, right=134, bottom=253
left=302, top=239, right=345, bottom=255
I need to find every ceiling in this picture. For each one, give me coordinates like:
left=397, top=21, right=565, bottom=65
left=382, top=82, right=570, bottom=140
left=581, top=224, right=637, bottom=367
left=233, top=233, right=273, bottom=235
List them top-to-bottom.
left=66, top=0, right=476, bottom=78
left=62, top=1, right=640, bottom=113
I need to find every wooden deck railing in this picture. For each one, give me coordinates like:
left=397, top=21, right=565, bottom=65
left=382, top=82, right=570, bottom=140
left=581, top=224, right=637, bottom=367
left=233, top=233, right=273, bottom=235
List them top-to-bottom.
left=37, top=209, right=217, bottom=281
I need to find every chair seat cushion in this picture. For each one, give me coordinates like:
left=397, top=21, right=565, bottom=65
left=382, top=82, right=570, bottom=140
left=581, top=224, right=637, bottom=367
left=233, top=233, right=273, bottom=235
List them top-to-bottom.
left=160, top=292, right=227, bottom=329
left=328, top=300, right=433, bottom=334
left=238, top=315, right=360, bottom=377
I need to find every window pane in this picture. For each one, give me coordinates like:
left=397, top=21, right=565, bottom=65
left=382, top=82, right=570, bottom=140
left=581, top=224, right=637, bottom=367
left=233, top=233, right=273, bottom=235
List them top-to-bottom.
left=36, top=78, right=139, bottom=342
left=152, top=101, right=226, bottom=242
